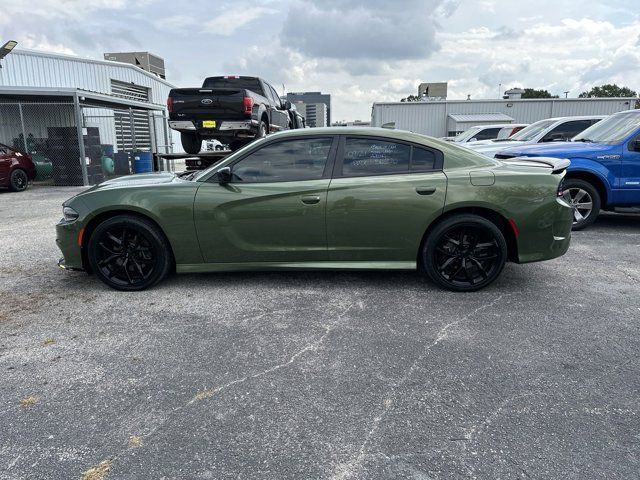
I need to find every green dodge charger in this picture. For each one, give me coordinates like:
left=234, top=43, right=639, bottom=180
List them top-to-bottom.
left=56, top=127, right=573, bottom=292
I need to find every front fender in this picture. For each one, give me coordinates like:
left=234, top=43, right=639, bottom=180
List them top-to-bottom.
left=567, top=157, right=616, bottom=193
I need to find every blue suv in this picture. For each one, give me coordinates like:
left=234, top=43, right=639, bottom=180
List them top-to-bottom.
left=494, top=109, right=640, bottom=229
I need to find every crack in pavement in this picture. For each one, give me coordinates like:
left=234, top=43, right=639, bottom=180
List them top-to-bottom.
left=331, top=294, right=509, bottom=480
left=78, top=302, right=357, bottom=477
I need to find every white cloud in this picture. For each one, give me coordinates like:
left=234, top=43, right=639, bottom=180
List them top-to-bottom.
left=203, top=6, right=278, bottom=36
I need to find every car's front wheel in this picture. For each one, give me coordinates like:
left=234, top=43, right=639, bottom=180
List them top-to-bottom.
left=181, top=132, right=202, bottom=155
left=9, top=168, right=29, bottom=192
left=562, top=179, right=600, bottom=230
left=422, top=214, right=507, bottom=292
left=87, top=215, right=172, bottom=291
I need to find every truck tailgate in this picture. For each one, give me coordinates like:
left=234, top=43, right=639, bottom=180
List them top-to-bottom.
left=170, top=88, right=247, bottom=120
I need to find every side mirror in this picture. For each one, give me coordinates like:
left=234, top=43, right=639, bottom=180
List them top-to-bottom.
left=282, top=100, right=292, bottom=110
left=469, top=137, right=478, bottom=142
left=631, top=139, right=640, bottom=152
left=217, top=166, right=231, bottom=184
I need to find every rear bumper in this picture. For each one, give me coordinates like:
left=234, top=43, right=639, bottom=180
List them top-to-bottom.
left=169, top=119, right=259, bottom=138
left=516, top=196, right=573, bottom=263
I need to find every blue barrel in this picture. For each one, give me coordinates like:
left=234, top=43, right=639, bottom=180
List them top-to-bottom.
left=102, top=144, right=115, bottom=158
left=133, top=151, right=153, bottom=173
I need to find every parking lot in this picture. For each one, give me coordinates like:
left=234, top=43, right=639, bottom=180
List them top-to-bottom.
left=1, top=185, right=639, bottom=479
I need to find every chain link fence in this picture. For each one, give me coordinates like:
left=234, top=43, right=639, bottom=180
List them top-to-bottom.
left=0, top=100, right=173, bottom=186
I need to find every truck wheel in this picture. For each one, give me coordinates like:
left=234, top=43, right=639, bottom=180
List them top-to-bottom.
left=257, top=119, right=268, bottom=138
left=181, top=132, right=202, bottom=155
left=230, top=140, right=246, bottom=151
left=562, top=179, right=600, bottom=231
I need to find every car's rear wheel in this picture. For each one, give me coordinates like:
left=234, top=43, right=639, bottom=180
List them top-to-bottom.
left=257, top=119, right=268, bottom=138
left=181, top=132, right=202, bottom=155
left=9, top=168, right=29, bottom=192
left=562, top=179, right=600, bottom=230
left=422, top=214, right=507, bottom=292
left=87, top=215, right=172, bottom=291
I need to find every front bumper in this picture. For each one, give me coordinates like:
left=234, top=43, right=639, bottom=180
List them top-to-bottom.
left=56, top=220, right=84, bottom=271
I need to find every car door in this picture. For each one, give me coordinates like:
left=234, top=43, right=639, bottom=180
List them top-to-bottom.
left=264, top=82, right=288, bottom=132
left=620, top=132, right=640, bottom=203
left=194, top=135, right=337, bottom=263
left=326, top=136, right=447, bottom=262
left=0, top=145, right=11, bottom=184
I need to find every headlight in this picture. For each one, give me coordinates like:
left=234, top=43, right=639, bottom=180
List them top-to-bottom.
left=63, top=206, right=79, bottom=222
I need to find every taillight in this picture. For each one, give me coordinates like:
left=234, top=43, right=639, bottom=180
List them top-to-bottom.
left=243, top=96, right=254, bottom=116
left=167, top=97, right=173, bottom=113
left=557, top=178, right=565, bottom=197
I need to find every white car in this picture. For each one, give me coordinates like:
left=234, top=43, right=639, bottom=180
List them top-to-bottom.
left=465, top=116, right=604, bottom=157
left=444, top=124, right=528, bottom=143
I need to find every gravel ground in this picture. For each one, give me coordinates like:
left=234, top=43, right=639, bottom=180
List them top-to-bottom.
left=0, top=185, right=639, bottom=479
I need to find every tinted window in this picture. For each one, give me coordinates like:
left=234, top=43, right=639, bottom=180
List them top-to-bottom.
left=202, top=77, right=264, bottom=96
left=268, top=85, right=281, bottom=106
left=544, top=120, right=593, bottom=141
left=474, top=127, right=502, bottom=141
left=231, top=138, right=332, bottom=183
left=343, top=138, right=410, bottom=176
left=411, top=147, right=436, bottom=170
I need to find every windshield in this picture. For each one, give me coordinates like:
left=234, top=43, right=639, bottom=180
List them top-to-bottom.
left=573, top=112, right=640, bottom=144
left=508, top=119, right=556, bottom=142
left=454, top=127, right=481, bottom=143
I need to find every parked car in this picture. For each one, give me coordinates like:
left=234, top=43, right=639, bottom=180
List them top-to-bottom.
left=168, top=76, right=301, bottom=154
left=493, top=109, right=640, bottom=230
left=465, top=116, right=604, bottom=158
left=444, top=124, right=528, bottom=143
left=57, top=128, right=573, bottom=292
left=205, top=139, right=226, bottom=151
left=0, top=143, right=36, bottom=192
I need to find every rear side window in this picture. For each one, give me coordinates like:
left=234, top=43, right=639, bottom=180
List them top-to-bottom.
left=231, top=137, right=333, bottom=183
left=341, top=138, right=440, bottom=176
left=343, top=139, right=410, bottom=176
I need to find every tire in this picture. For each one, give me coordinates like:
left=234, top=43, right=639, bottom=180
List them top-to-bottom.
left=257, top=119, right=268, bottom=138
left=181, top=132, right=202, bottom=155
left=229, top=140, right=247, bottom=151
left=9, top=168, right=29, bottom=192
left=562, top=179, right=600, bottom=231
left=422, top=214, right=507, bottom=292
left=87, top=215, right=173, bottom=291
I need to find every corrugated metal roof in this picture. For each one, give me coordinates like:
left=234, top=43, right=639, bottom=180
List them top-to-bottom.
left=448, top=113, right=514, bottom=122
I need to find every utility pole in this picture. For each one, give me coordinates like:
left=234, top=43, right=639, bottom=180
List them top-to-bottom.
left=498, top=83, right=502, bottom=99
left=564, top=91, right=569, bottom=99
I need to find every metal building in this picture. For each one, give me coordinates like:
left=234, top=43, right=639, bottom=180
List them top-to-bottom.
left=0, top=48, right=177, bottom=186
left=103, top=52, right=166, bottom=79
left=371, top=98, right=636, bottom=137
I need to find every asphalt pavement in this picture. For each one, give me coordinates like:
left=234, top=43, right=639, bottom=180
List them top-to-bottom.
left=0, top=185, right=639, bottom=479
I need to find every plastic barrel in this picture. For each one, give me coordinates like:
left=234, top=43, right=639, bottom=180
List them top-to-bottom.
left=102, top=144, right=115, bottom=158
left=133, top=152, right=153, bottom=174
left=101, top=156, right=115, bottom=175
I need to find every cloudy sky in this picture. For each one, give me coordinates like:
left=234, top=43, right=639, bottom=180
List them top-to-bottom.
left=1, top=0, right=639, bottom=121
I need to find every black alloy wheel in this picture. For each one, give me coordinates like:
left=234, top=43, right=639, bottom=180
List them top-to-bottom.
left=9, top=169, right=29, bottom=192
left=88, top=215, right=172, bottom=291
left=423, top=215, right=507, bottom=292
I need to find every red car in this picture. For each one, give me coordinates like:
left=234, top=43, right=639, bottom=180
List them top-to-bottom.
left=0, top=143, right=36, bottom=192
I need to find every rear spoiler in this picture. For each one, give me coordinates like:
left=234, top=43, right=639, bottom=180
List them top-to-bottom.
left=500, top=156, right=571, bottom=174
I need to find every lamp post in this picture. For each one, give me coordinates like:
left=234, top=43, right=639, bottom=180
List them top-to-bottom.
left=0, top=40, right=18, bottom=68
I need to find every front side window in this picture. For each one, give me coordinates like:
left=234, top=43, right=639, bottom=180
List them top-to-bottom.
left=474, top=127, right=502, bottom=141
left=231, top=137, right=333, bottom=183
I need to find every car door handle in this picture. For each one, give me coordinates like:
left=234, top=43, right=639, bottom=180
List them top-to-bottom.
left=416, top=186, right=437, bottom=195
left=301, top=195, right=321, bottom=205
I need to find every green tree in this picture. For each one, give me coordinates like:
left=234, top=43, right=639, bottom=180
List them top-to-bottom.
left=579, top=84, right=637, bottom=98
left=520, top=88, right=559, bottom=99
left=400, top=94, right=421, bottom=102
